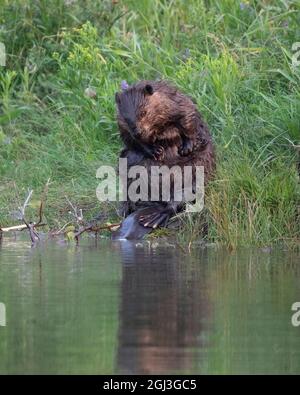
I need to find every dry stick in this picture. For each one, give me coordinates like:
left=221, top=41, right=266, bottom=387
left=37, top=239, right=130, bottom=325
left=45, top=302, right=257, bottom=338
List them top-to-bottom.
left=36, top=178, right=50, bottom=226
left=0, top=180, right=50, bottom=245
left=26, top=180, right=50, bottom=244
left=0, top=183, right=120, bottom=244
left=14, top=189, right=39, bottom=245
left=20, top=190, right=40, bottom=245
left=21, top=190, right=33, bottom=215
left=64, top=196, right=120, bottom=243
left=65, top=196, right=83, bottom=224
left=27, top=222, right=40, bottom=245
left=50, top=222, right=73, bottom=236
left=1, top=223, right=46, bottom=233
left=74, top=223, right=120, bottom=243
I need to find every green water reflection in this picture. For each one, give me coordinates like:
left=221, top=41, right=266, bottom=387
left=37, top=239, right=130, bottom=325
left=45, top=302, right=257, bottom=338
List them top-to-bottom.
left=0, top=237, right=299, bottom=374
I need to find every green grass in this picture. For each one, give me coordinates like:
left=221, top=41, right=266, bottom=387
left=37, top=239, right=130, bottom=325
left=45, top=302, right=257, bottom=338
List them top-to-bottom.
left=0, top=0, right=299, bottom=248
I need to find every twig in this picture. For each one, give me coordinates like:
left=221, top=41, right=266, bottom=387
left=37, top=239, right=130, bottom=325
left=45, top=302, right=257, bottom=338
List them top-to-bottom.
left=36, top=178, right=50, bottom=225
left=0, top=180, right=50, bottom=246
left=18, top=189, right=40, bottom=245
left=19, top=189, right=33, bottom=222
left=65, top=196, right=83, bottom=223
left=27, top=222, right=40, bottom=245
left=50, top=222, right=73, bottom=236
left=74, top=222, right=120, bottom=243
left=0, top=223, right=46, bottom=232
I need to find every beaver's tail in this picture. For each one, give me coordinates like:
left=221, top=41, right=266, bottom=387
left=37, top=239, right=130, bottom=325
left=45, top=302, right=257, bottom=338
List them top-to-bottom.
left=112, top=206, right=172, bottom=240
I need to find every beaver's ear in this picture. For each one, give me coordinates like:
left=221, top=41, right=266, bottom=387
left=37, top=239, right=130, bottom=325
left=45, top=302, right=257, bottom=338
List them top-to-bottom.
left=144, top=84, right=154, bottom=95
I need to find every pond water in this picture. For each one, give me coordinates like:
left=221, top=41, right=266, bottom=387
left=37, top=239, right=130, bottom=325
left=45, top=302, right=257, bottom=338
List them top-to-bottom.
left=0, top=235, right=300, bottom=374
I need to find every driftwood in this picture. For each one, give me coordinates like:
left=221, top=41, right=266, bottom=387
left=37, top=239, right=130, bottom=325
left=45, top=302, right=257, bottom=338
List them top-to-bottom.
left=0, top=180, right=50, bottom=246
left=0, top=182, right=120, bottom=246
left=64, top=196, right=120, bottom=244
left=74, top=222, right=120, bottom=243
left=0, top=223, right=46, bottom=233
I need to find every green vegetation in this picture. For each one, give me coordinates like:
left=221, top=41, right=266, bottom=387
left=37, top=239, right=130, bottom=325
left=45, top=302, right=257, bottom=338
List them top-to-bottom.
left=0, top=0, right=299, bottom=248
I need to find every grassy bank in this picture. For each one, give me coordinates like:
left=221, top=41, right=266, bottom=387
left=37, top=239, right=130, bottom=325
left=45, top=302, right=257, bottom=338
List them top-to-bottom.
left=0, top=0, right=299, bottom=248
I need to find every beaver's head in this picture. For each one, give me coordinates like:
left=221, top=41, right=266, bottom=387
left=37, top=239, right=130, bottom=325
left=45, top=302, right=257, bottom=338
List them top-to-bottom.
left=115, top=81, right=179, bottom=144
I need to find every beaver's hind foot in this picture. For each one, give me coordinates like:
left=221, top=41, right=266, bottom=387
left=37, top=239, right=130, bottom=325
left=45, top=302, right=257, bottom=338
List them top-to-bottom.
left=139, top=207, right=173, bottom=229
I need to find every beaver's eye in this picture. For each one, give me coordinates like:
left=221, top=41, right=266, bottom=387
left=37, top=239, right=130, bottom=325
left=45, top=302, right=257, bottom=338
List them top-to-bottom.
left=139, top=110, right=146, bottom=118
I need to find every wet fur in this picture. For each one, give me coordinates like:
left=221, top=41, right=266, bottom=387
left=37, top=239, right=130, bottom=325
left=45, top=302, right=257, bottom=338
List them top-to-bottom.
left=114, top=80, right=215, bottom=239
left=116, top=80, right=209, bottom=158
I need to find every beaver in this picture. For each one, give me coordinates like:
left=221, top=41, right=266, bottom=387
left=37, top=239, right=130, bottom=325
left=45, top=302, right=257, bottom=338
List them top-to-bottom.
left=113, top=80, right=215, bottom=239
left=115, top=80, right=210, bottom=162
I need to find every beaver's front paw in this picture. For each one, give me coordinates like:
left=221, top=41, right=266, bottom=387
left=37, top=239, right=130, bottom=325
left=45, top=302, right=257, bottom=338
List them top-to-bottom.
left=179, top=139, right=194, bottom=156
left=152, top=145, right=165, bottom=161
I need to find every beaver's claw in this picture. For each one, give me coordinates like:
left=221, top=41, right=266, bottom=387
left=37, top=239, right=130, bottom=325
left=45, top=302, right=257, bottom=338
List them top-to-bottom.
left=179, top=138, right=194, bottom=156
left=152, top=145, right=165, bottom=161
left=139, top=211, right=170, bottom=228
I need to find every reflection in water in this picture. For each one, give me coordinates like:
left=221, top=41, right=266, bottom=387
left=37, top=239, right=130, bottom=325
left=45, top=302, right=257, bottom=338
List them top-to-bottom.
left=0, top=236, right=300, bottom=374
left=0, top=239, right=122, bottom=374
left=116, top=242, right=210, bottom=374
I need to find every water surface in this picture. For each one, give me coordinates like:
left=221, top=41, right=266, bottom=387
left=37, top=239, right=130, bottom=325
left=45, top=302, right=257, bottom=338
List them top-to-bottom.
left=0, top=236, right=300, bottom=374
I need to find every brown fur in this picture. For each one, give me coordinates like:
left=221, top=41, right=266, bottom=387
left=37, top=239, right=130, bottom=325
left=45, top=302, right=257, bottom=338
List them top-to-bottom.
left=114, top=80, right=216, bottom=237
left=116, top=80, right=209, bottom=159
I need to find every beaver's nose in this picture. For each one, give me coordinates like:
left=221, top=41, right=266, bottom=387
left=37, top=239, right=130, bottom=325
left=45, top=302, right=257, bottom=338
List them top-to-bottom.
left=134, top=127, right=142, bottom=136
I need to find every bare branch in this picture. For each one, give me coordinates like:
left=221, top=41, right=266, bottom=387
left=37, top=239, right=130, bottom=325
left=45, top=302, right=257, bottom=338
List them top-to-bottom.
left=36, top=178, right=50, bottom=225
left=1, top=182, right=49, bottom=246
left=19, top=189, right=33, bottom=221
left=65, top=196, right=84, bottom=223
left=27, top=222, right=40, bottom=245
left=50, top=222, right=73, bottom=236
left=74, top=222, right=120, bottom=243
left=0, top=223, right=46, bottom=232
